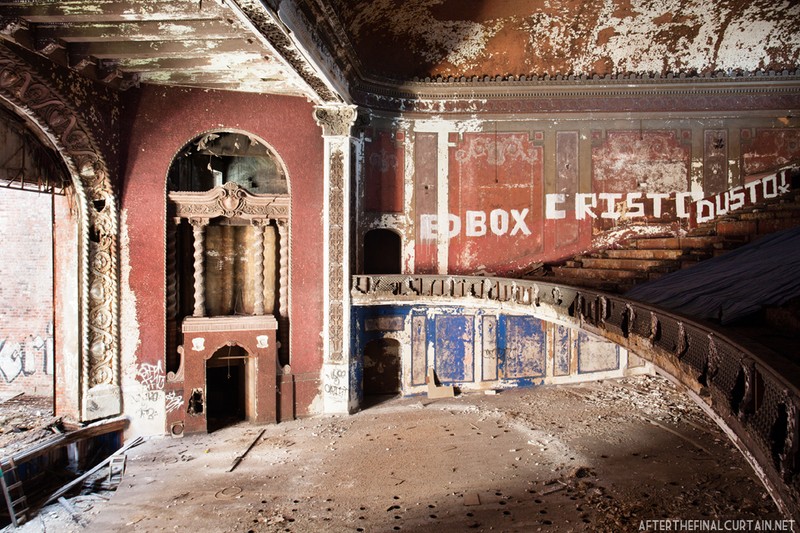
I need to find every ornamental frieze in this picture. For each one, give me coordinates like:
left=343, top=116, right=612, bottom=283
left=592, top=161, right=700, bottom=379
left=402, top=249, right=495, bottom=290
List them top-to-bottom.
left=169, top=181, right=290, bottom=221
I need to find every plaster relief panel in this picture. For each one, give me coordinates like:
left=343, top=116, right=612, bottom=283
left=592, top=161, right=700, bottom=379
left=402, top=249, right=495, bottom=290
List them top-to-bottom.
left=704, top=129, right=729, bottom=194
left=591, top=130, right=691, bottom=223
left=414, top=132, right=438, bottom=274
left=434, top=315, right=474, bottom=383
left=501, top=316, right=546, bottom=379
left=577, top=331, right=620, bottom=373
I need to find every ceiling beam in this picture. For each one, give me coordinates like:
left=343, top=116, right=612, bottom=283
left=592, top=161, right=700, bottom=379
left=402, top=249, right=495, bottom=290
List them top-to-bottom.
left=0, top=0, right=225, bottom=23
left=33, top=19, right=241, bottom=42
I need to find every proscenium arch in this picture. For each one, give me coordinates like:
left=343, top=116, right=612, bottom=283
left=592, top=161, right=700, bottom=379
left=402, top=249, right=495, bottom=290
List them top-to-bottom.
left=0, top=47, right=120, bottom=421
left=163, top=128, right=292, bottom=364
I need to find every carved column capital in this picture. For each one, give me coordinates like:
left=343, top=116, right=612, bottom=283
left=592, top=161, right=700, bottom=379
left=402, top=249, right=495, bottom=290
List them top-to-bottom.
left=313, top=105, right=357, bottom=137
left=188, top=217, right=209, bottom=227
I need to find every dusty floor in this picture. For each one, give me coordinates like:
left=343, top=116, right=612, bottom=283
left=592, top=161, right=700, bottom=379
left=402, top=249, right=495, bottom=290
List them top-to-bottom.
left=4, top=375, right=783, bottom=533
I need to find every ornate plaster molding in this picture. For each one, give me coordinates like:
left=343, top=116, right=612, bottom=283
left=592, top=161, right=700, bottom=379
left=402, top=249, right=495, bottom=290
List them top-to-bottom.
left=229, top=0, right=340, bottom=103
left=0, top=45, right=120, bottom=420
left=313, top=105, right=357, bottom=137
left=169, top=181, right=290, bottom=221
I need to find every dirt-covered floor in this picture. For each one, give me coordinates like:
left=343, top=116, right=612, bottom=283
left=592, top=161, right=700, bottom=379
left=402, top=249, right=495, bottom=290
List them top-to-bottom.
left=3, top=375, right=783, bottom=533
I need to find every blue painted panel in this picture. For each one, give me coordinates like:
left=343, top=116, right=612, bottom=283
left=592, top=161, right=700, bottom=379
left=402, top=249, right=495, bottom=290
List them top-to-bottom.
left=434, top=315, right=474, bottom=383
left=500, top=316, right=546, bottom=379
left=554, top=324, right=571, bottom=376
left=577, top=330, right=620, bottom=373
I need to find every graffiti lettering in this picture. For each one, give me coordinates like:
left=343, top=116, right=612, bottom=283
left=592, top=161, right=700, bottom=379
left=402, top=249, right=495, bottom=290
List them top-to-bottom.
left=421, top=172, right=792, bottom=240
left=695, top=173, right=790, bottom=223
left=0, top=325, right=54, bottom=383
left=0, top=341, right=23, bottom=383
left=137, top=361, right=165, bottom=391
left=323, top=367, right=348, bottom=399
left=165, top=390, right=184, bottom=413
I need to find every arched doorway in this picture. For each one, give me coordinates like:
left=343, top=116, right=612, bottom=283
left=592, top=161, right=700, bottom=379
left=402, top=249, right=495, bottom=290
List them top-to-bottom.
left=0, top=50, right=121, bottom=422
left=364, top=228, right=401, bottom=274
left=363, top=338, right=401, bottom=397
left=206, top=344, right=251, bottom=432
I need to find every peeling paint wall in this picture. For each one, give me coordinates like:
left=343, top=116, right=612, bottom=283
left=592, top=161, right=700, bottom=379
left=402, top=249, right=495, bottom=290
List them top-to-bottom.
left=334, top=0, right=800, bottom=79
left=119, top=85, right=325, bottom=432
left=355, top=114, right=798, bottom=276
left=351, top=304, right=648, bottom=396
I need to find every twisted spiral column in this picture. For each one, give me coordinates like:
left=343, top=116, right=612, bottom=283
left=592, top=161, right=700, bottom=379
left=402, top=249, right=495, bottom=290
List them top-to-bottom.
left=190, top=219, right=208, bottom=317
left=252, top=221, right=266, bottom=315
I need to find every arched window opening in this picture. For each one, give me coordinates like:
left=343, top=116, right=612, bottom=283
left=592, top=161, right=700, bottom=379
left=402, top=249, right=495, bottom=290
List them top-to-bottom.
left=0, top=106, right=77, bottom=419
left=167, top=132, right=287, bottom=194
left=364, top=229, right=401, bottom=275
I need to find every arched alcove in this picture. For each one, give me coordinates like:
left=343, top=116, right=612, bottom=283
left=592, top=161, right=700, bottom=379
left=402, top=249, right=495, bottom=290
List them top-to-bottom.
left=165, top=130, right=291, bottom=374
left=364, top=228, right=402, bottom=274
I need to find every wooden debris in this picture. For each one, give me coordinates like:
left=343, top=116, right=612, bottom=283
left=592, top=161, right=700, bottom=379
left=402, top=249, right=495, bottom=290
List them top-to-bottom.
left=228, top=429, right=266, bottom=472
left=45, top=436, right=143, bottom=505
left=58, top=496, right=87, bottom=528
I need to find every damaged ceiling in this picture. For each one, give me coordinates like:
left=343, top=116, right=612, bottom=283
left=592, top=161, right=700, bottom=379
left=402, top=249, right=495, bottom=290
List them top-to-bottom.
left=0, top=0, right=798, bottom=105
left=326, top=0, right=800, bottom=81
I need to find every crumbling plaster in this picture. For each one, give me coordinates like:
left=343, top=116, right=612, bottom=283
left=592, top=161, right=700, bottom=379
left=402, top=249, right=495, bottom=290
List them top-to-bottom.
left=334, top=0, right=800, bottom=79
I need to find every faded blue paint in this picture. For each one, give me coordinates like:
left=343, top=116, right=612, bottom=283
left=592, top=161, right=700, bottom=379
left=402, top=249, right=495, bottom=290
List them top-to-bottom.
left=434, top=315, right=475, bottom=383
left=499, top=315, right=546, bottom=379
left=555, top=324, right=571, bottom=376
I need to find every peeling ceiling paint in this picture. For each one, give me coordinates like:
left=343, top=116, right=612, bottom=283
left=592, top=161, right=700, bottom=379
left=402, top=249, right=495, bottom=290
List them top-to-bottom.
left=330, top=0, right=800, bottom=80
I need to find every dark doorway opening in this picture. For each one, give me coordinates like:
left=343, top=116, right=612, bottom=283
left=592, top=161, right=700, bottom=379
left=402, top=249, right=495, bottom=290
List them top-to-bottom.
left=364, top=229, right=401, bottom=274
left=363, top=338, right=401, bottom=407
left=206, top=345, right=248, bottom=432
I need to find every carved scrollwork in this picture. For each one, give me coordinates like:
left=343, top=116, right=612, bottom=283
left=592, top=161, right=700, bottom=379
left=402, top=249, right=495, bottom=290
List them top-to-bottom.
left=0, top=46, right=120, bottom=419
left=313, top=105, right=357, bottom=137
left=169, top=182, right=290, bottom=221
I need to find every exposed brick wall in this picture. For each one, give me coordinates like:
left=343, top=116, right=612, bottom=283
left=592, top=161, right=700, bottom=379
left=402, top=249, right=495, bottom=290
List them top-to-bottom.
left=0, top=188, right=55, bottom=397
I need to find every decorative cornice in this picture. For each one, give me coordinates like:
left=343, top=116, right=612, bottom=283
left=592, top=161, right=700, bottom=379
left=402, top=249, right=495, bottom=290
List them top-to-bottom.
left=230, top=0, right=340, bottom=103
left=352, top=74, right=800, bottom=115
left=169, top=182, right=290, bottom=221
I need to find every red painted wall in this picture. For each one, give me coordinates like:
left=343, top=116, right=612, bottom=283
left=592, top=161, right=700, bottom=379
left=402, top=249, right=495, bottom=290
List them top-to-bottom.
left=119, top=85, right=324, bottom=417
left=448, top=132, right=544, bottom=275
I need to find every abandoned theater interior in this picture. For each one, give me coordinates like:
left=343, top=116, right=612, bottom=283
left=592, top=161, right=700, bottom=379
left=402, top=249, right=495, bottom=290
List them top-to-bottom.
left=0, top=0, right=799, bottom=529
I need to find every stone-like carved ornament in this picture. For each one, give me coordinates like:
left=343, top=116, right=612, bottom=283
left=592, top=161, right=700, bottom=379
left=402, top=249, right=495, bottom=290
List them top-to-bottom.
left=313, top=105, right=357, bottom=137
left=169, top=181, right=289, bottom=221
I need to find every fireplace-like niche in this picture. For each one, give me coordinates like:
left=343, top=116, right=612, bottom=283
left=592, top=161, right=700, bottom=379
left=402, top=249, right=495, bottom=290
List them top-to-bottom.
left=164, top=131, right=292, bottom=434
